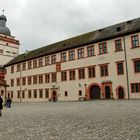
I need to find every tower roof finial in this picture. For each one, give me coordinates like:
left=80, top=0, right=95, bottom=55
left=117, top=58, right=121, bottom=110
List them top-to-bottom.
left=2, top=9, right=4, bottom=15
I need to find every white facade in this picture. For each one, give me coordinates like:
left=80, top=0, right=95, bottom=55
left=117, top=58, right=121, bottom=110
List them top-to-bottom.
left=5, top=32, right=140, bottom=102
left=0, top=34, right=19, bottom=65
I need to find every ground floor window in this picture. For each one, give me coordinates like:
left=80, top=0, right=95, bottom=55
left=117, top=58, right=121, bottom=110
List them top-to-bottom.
left=131, top=83, right=140, bottom=93
left=39, top=89, right=43, bottom=98
left=45, top=89, right=49, bottom=98
left=28, top=90, right=32, bottom=98
left=34, top=90, right=37, bottom=98
left=79, top=90, right=82, bottom=96
left=11, top=91, right=13, bottom=98
left=17, top=91, right=20, bottom=98
left=22, top=91, right=25, bottom=98
left=65, top=91, right=68, bottom=97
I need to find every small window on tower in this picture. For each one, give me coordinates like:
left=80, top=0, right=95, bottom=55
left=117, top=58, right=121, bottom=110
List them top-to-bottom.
left=6, top=43, right=9, bottom=46
left=0, top=49, right=3, bottom=54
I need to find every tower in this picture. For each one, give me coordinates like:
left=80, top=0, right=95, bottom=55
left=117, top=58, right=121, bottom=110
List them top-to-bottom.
left=0, top=12, right=20, bottom=100
left=0, top=13, right=20, bottom=66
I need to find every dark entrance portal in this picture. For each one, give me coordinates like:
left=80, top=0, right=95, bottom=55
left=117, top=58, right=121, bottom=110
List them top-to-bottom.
left=90, top=85, right=101, bottom=99
left=105, top=86, right=111, bottom=99
left=118, top=87, right=124, bottom=99
left=52, top=91, right=57, bottom=102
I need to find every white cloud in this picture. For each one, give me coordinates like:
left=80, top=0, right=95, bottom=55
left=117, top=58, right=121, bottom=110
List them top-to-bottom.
left=0, top=0, right=140, bottom=53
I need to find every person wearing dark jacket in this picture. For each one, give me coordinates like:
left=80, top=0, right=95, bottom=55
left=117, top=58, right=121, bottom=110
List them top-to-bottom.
left=0, top=95, right=3, bottom=116
left=6, top=96, right=12, bottom=108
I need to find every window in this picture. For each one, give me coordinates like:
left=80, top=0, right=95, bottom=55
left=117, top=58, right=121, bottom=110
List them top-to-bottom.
left=132, top=35, right=139, bottom=48
left=115, top=39, right=122, bottom=51
left=99, top=42, right=107, bottom=54
left=87, top=45, right=94, bottom=57
left=77, top=48, right=84, bottom=59
left=0, top=49, right=3, bottom=54
left=69, top=50, right=75, bottom=61
left=6, top=51, right=11, bottom=53
left=12, top=52, right=16, bottom=54
left=61, top=52, right=67, bottom=62
left=51, top=55, right=56, bottom=64
left=45, top=56, right=50, bottom=65
left=38, top=58, right=43, bottom=67
left=33, top=59, right=37, bottom=68
left=133, top=59, right=140, bottom=73
left=28, top=61, right=32, bottom=69
left=22, top=62, right=26, bottom=71
left=116, top=62, right=124, bottom=75
left=17, top=64, right=20, bottom=72
left=100, top=64, right=108, bottom=76
left=11, top=66, right=14, bottom=73
left=88, top=66, right=95, bottom=78
left=78, top=68, right=85, bottom=79
left=69, top=70, right=75, bottom=80
left=61, top=71, right=67, bottom=81
left=52, top=73, right=57, bottom=83
left=45, top=74, right=50, bottom=83
left=33, top=75, right=37, bottom=84
left=39, top=75, right=43, bottom=84
left=28, top=76, right=32, bottom=85
left=22, top=77, right=26, bottom=85
left=17, top=78, right=20, bottom=86
left=11, top=79, right=14, bottom=87
left=131, top=83, right=140, bottom=93
left=39, top=89, right=43, bottom=98
left=45, top=89, right=49, bottom=98
left=28, top=90, right=32, bottom=98
left=34, top=90, right=37, bottom=98
left=79, top=90, right=82, bottom=96
left=11, top=91, right=13, bottom=98
left=17, top=91, right=20, bottom=98
left=22, top=91, right=25, bottom=98
left=65, top=91, right=68, bottom=97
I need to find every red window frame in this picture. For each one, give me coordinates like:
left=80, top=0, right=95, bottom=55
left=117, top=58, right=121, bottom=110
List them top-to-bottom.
left=115, top=39, right=122, bottom=51
left=99, top=42, right=107, bottom=54
left=78, top=68, right=85, bottom=79
left=61, top=71, right=67, bottom=81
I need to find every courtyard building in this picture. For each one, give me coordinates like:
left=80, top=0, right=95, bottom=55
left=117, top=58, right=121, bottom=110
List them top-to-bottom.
left=3, top=17, right=140, bottom=102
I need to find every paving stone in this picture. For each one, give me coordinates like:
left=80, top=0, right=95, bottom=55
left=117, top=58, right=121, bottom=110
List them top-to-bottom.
left=0, top=100, right=140, bottom=140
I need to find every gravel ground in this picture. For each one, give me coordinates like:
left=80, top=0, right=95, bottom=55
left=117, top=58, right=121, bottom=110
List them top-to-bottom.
left=0, top=100, right=140, bottom=140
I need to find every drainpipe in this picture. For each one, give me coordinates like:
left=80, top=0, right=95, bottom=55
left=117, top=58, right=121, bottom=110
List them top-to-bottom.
left=123, top=36, right=130, bottom=99
left=20, top=65, right=22, bottom=102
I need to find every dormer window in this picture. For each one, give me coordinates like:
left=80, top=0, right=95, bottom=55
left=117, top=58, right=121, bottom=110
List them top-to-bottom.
left=116, top=27, right=121, bottom=32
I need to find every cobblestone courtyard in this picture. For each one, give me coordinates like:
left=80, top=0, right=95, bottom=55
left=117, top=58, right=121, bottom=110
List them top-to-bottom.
left=0, top=100, right=140, bottom=140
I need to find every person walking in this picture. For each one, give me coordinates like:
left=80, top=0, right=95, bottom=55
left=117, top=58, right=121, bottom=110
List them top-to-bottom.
left=0, top=95, right=3, bottom=116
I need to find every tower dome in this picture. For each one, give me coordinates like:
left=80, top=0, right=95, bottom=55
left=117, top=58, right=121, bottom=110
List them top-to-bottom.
left=0, top=14, right=11, bottom=36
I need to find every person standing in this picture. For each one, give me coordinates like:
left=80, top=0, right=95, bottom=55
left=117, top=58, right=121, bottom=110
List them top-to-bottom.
left=0, top=95, right=3, bottom=116
left=6, top=96, right=12, bottom=108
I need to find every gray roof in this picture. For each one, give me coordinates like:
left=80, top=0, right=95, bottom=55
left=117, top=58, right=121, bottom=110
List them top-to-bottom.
left=0, top=14, right=11, bottom=36
left=0, top=15, right=7, bottom=21
left=5, top=17, right=140, bottom=67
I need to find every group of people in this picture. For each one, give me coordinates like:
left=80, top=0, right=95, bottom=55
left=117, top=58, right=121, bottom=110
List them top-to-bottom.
left=0, top=95, right=12, bottom=117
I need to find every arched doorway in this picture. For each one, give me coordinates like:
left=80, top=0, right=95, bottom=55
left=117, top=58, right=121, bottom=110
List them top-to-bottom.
left=90, top=85, right=101, bottom=99
left=105, top=86, right=111, bottom=99
left=118, top=87, right=124, bottom=99
left=52, top=90, right=57, bottom=102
